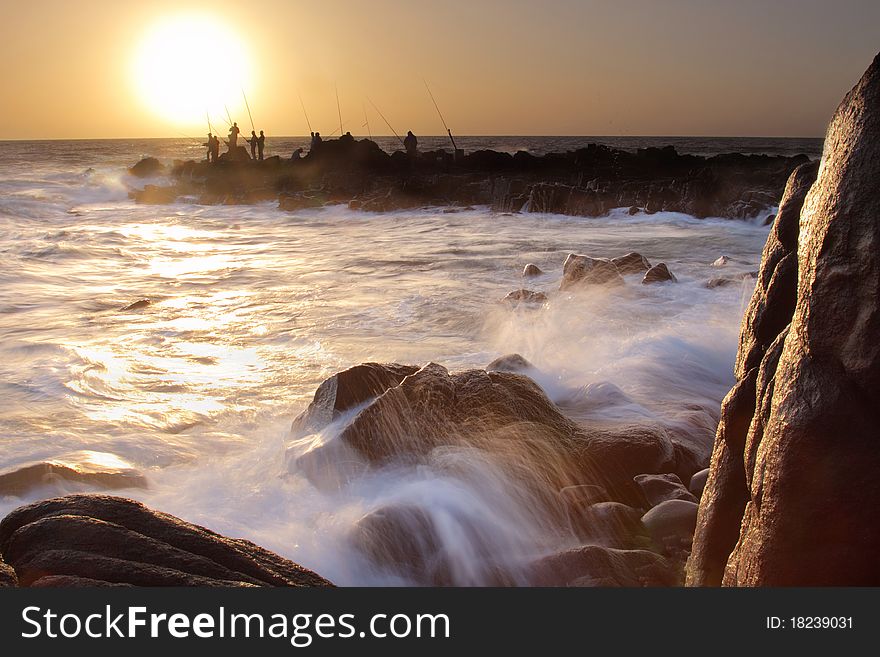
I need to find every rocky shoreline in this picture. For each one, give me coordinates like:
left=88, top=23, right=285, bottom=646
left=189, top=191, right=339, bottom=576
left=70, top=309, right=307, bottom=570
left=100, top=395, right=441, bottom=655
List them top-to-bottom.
left=3, top=53, right=878, bottom=588
left=129, top=139, right=809, bottom=220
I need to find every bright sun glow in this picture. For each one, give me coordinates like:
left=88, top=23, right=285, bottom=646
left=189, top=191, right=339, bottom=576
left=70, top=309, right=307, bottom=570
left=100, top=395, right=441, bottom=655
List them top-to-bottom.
left=133, top=14, right=253, bottom=126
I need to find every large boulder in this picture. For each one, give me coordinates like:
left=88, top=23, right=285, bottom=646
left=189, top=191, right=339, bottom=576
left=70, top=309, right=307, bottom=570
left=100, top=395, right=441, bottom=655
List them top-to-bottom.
left=688, top=53, right=880, bottom=586
left=560, top=254, right=624, bottom=290
left=642, top=263, right=677, bottom=285
left=292, top=362, right=418, bottom=434
left=296, top=363, right=702, bottom=506
left=0, top=495, right=332, bottom=587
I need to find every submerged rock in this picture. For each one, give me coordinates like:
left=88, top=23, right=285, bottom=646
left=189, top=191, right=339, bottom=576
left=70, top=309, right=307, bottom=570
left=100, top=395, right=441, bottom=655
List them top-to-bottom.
left=689, top=52, right=880, bottom=587
left=560, top=254, right=624, bottom=290
left=712, top=255, right=731, bottom=267
left=522, top=263, right=544, bottom=277
left=641, top=263, right=677, bottom=284
left=501, top=289, right=548, bottom=306
left=119, top=299, right=151, bottom=311
left=0, top=451, right=147, bottom=497
left=0, top=495, right=332, bottom=587
left=566, top=501, right=647, bottom=548
left=527, top=545, right=676, bottom=586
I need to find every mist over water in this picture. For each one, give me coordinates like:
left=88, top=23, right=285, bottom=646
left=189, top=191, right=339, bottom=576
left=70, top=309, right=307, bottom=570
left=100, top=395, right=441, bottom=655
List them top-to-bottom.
left=0, top=139, right=772, bottom=584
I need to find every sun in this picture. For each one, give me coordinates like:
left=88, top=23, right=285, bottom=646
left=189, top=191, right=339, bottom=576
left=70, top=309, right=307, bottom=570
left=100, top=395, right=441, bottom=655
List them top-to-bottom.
left=132, top=14, right=253, bottom=127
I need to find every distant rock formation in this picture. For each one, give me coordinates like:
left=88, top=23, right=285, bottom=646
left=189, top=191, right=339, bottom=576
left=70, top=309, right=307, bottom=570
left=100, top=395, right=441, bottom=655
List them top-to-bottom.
left=687, top=52, right=880, bottom=586
left=130, top=141, right=809, bottom=220
left=0, top=495, right=332, bottom=587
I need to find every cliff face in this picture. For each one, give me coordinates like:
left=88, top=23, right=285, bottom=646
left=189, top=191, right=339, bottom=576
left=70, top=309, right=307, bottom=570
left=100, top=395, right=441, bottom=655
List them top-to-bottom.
left=688, top=53, right=880, bottom=586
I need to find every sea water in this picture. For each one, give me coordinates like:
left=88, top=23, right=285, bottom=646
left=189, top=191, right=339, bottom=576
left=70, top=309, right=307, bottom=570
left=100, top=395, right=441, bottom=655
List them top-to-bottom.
left=0, top=137, right=803, bottom=584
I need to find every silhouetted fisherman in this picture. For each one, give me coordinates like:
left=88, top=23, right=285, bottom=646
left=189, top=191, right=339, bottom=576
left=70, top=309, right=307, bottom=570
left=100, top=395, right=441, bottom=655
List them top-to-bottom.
left=228, top=122, right=240, bottom=149
left=246, top=130, right=258, bottom=159
left=257, top=130, right=266, bottom=160
left=404, top=130, right=418, bottom=157
left=340, top=131, right=354, bottom=144
left=312, top=132, right=323, bottom=152
left=205, top=133, right=213, bottom=162
left=210, top=134, right=220, bottom=163
left=291, top=147, right=304, bottom=160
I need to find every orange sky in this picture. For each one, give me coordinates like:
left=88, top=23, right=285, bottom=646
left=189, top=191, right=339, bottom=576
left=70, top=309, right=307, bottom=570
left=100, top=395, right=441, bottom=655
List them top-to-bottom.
left=1, top=0, right=878, bottom=139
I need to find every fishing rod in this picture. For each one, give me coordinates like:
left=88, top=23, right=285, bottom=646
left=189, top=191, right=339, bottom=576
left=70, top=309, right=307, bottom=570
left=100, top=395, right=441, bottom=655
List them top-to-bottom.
left=424, top=79, right=457, bottom=152
left=335, top=84, right=344, bottom=136
left=242, top=90, right=256, bottom=133
left=299, top=94, right=313, bottom=135
left=367, top=97, right=405, bottom=146
left=363, top=102, right=372, bottom=140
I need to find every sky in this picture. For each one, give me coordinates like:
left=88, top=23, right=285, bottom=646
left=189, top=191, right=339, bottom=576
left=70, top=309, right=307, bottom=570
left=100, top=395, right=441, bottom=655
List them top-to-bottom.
left=1, top=0, right=878, bottom=139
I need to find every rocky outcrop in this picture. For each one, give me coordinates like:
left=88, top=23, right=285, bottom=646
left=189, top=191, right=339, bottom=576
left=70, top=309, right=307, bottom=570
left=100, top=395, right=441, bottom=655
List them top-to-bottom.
left=688, top=53, right=880, bottom=586
left=134, top=140, right=809, bottom=220
left=522, top=263, right=544, bottom=277
left=486, top=353, right=535, bottom=373
left=0, top=451, right=147, bottom=497
left=634, top=473, right=697, bottom=506
left=0, top=495, right=332, bottom=587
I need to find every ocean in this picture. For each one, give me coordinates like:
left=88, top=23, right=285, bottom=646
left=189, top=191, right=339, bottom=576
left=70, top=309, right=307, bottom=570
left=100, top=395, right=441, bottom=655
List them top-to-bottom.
left=0, top=136, right=810, bottom=584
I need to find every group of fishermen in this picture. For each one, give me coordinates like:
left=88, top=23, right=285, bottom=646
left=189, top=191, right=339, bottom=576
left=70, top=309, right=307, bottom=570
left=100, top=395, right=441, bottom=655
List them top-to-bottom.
left=205, top=122, right=266, bottom=163
left=206, top=123, right=420, bottom=164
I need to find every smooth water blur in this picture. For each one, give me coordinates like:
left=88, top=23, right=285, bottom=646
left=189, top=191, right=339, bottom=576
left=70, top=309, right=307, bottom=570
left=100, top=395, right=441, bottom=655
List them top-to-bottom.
left=0, top=139, right=773, bottom=584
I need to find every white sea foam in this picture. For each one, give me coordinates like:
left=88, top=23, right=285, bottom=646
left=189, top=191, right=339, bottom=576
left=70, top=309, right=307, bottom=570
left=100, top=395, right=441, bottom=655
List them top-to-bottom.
left=0, top=140, right=771, bottom=584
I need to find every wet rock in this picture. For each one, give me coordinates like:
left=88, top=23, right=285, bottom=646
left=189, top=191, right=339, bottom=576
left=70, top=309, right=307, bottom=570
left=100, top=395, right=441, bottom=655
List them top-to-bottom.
left=690, top=53, right=880, bottom=587
left=128, top=157, right=164, bottom=178
left=687, top=164, right=818, bottom=586
left=279, top=193, right=324, bottom=212
left=628, top=205, right=640, bottom=215
left=762, top=213, right=776, bottom=226
left=611, top=252, right=652, bottom=275
left=560, top=254, right=624, bottom=290
left=712, top=255, right=731, bottom=267
left=522, top=263, right=543, bottom=277
left=641, top=263, right=677, bottom=284
left=705, top=272, right=757, bottom=289
left=501, top=289, right=548, bottom=306
left=119, top=299, right=151, bottom=311
left=486, top=353, right=535, bottom=374
left=291, top=362, right=418, bottom=435
left=299, top=363, right=702, bottom=505
left=0, top=451, right=147, bottom=497
left=689, top=468, right=709, bottom=499
left=634, top=473, right=698, bottom=507
left=558, top=484, right=610, bottom=507
left=0, top=495, right=332, bottom=587
left=641, top=499, right=699, bottom=546
left=566, top=501, right=647, bottom=547
left=528, top=545, right=676, bottom=586
left=0, top=557, right=16, bottom=587
left=30, top=575, right=131, bottom=588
